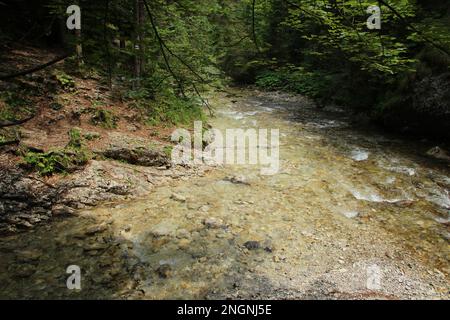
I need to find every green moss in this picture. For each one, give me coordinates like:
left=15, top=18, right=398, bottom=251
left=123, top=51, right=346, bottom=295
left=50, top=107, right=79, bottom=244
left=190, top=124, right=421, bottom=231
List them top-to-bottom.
left=53, top=70, right=75, bottom=90
left=0, top=91, right=33, bottom=122
left=144, top=96, right=205, bottom=127
left=90, top=109, right=118, bottom=129
left=22, top=128, right=91, bottom=176
left=67, top=128, right=83, bottom=149
left=83, top=132, right=101, bottom=141
left=163, top=145, right=173, bottom=157
left=23, top=149, right=89, bottom=176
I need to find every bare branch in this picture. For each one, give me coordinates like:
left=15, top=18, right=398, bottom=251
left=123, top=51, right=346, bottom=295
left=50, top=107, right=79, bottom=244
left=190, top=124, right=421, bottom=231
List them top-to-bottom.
left=142, top=0, right=186, bottom=97
left=252, top=0, right=261, bottom=53
left=377, top=0, right=449, bottom=56
left=0, top=54, right=71, bottom=81
left=0, top=114, right=35, bottom=128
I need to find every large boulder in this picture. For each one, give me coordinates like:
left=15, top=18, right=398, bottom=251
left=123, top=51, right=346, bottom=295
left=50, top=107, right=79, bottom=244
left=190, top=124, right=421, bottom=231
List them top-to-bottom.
left=101, top=146, right=169, bottom=167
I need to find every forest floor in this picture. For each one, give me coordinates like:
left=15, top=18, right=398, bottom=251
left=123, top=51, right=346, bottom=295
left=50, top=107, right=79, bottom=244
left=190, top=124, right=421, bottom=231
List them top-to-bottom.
left=0, top=45, right=209, bottom=234
left=0, top=46, right=449, bottom=300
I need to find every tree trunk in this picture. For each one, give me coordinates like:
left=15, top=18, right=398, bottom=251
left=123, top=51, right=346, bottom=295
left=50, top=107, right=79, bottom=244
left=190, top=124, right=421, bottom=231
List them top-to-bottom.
left=74, top=0, right=83, bottom=66
left=134, top=0, right=145, bottom=89
left=75, top=29, right=83, bottom=66
left=120, top=37, right=126, bottom=49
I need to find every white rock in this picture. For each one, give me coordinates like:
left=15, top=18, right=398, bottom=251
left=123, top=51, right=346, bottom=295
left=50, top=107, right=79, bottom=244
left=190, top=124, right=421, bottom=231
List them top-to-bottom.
left=350, top=149, right=369, bottom=161
left=171, top=193, right=186, bottom=202
left=342, top=211, right=359, bottom=219
left=203, top=217, right=224, bottom=229
left=151, top=221, right=178, bottom=237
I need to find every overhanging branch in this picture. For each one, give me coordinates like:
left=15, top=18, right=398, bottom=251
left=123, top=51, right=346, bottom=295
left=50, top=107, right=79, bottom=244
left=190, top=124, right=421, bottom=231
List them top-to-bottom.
left=0, top=53, right=71, bottom=81
left=0, top=114, right=35, bottom=128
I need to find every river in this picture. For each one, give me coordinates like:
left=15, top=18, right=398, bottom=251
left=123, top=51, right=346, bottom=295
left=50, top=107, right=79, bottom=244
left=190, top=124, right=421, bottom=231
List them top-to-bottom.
left=0, top=89, right=448, bottom=299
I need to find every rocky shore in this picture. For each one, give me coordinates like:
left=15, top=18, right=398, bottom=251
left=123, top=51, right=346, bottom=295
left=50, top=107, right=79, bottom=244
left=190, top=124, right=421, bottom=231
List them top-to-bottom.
left=0, top=145, right=211, bottom=235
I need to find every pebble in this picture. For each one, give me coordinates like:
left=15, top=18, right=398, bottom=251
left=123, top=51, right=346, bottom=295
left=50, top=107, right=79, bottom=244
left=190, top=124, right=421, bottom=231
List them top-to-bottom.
left=224, top=175, right=250, bottom=185
left=171, top=193, right=187, bottom=202
left=187, top=203, right=198, bottom=210
left=51, top=205, right=76, bottom=216
left=342, top=211, right=359, bottom=219
left=186, top=212, right=195, bottom=219
left=203, top=217, right=224, bottom=229
left=85, top=224, right=108, bottom=235
left=176, top=229, right=190, bottom=239
left=216, top=232, right=228, bottom=239
left=178, top=239, right=191, bottom=249
left=244, top=241, right=261, bottom=250
left=16, top=249, right=42, bottom=263
left=157, top=264, right=172, bottom=279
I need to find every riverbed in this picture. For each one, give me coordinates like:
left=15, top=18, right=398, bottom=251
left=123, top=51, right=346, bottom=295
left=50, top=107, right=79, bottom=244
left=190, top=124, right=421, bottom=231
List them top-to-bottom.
left=0, top=89, right=448, bottom=299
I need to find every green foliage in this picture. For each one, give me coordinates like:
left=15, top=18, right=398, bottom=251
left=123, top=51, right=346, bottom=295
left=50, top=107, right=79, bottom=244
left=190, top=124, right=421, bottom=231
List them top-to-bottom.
left=2, top=0, right=449, bottom=137
left=223, top=0, right=450, bottom=126
left=256, top=66, right=331, bottom=99
left=53, top=71, right=75, bottom=90
left=255, top=72, right=282, bottom=90
left=126, top=86, right=205, bottom=126
left=124, top=88, right=152, bottom=101
left=0, top=91, right=34, bottom=124
left=0, top=91, right=30, bottom=110
left=145, top=95, right=205, bottom=126
left=0, top=105, right=16, bottom=123
left=90, top=109, right=118, bottom=129
left=0, top=127, right=20, bottom=145
left=22, top=128, right=90, bottom=176
left=67, top=128, right=83, bottom=149
left=83, top=132, right=101, bottom=141
left=163, top=145, right=173, bottom=157
left=23, top=149, right=89, bottom=176
left=23, top=151, right=71, bottom=176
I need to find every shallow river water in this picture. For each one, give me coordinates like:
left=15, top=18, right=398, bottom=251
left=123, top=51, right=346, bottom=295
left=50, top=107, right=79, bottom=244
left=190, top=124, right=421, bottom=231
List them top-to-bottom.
left=0, top=89, right=449, bottom=299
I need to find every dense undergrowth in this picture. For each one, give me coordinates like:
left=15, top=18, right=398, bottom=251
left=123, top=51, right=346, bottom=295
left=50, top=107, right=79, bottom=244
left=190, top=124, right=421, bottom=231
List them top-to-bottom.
left=222, top=1, right=450, bottom=139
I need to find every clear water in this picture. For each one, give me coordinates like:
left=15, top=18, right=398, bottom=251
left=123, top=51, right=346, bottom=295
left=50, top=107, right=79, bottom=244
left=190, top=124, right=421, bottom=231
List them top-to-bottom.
left=0, top=90, right=448, bottom=299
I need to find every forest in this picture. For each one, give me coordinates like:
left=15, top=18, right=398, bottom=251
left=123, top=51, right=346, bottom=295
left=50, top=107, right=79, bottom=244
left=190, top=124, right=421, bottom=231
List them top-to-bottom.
left=0, top=0, right=449, bottom=301
left=1, top=0, right=449, bottom=137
